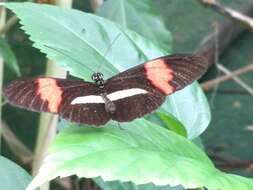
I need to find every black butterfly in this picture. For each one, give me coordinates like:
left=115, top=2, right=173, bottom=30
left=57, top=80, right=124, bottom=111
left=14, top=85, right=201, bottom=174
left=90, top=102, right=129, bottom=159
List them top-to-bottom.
left=4, top=54, right=208, bottom=126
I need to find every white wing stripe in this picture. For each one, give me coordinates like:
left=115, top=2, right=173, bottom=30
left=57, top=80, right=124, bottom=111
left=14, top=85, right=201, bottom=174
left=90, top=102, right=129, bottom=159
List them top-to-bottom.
left=70, top=88, right=148, bottom=104
left=107, top=88, right=148, bottom=101
left=71, top=95, right=105, bottom=104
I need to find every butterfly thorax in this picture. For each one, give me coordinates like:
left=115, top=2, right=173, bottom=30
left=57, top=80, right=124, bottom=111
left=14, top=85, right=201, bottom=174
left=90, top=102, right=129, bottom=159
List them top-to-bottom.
left=91, top=72, right=116, bottom=114
left=91, top=72, right=105, bottom=89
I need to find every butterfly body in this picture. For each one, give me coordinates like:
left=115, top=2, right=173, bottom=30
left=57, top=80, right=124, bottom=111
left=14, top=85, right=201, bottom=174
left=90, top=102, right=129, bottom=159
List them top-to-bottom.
left=4, top=54, right=208, bottom=126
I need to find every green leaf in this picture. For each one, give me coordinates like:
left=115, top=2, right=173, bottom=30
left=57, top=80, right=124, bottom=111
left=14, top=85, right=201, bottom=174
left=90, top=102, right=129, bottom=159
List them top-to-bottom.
left=96, top=0, right=172, bottom=52
left=4, top=2, right=210, bottom=138
left=4, top=2, right=166, bottom=80
left=0, top=36, right=20, bottom=76
left=160, top=83, right=211, bottom=139
left=156, top=112, right=187, bottom=137
left=27, top=121, right=253, bottom=190
left=0, top=156, right=35, bottom=190
left=94, top=177, right=184, bottom=190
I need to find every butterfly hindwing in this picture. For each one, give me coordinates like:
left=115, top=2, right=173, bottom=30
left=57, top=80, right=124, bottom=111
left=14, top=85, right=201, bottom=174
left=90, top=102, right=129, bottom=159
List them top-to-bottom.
left=4, top=77, right=110, bottom=126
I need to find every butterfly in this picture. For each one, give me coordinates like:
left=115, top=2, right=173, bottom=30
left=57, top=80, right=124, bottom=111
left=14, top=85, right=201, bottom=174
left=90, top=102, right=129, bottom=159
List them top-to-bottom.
left=4, top=54, right=208, bottom=126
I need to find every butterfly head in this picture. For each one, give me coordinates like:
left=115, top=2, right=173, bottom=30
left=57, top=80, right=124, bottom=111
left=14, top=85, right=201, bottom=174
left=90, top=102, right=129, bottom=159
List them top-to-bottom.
left=91, top=72, right=104, bottom=88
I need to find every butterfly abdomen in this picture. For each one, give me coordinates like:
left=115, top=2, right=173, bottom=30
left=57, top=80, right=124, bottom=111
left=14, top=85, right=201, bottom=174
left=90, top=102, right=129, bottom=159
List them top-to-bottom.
left=101, top=93, right=116, bottom=114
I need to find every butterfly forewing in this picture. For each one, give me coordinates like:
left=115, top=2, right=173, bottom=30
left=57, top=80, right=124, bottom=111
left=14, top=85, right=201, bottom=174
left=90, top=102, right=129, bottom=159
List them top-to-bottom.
left=105, top=54, right=208, bottom=122
left=162, top=54, right=208, bottom=91
left=4, top=77, right=110, bottom=126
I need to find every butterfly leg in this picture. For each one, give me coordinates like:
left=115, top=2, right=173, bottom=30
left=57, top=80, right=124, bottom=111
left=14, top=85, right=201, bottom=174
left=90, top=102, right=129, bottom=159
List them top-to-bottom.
left=117, top=122, right=124, bottom=130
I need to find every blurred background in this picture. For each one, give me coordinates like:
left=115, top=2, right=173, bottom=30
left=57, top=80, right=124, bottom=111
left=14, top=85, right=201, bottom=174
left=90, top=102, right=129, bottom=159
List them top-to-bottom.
left=0, top=0, right=253, bottom=189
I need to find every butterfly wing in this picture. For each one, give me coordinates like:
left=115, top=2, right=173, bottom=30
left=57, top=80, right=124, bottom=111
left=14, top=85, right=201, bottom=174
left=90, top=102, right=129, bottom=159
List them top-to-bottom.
left=105, top=54, right=208, bottom=122
left=4, top=77, right=110, bottom=126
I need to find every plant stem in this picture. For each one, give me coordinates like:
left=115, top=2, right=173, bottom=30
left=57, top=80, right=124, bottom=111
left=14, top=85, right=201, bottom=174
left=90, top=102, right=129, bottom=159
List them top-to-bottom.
left=55, top=0, right=72, bottom=7
left=90, top=0, right=103, bottom=11
left=199, top=0, right=253, bottom=31
left=32, top=1, right=72, bottom=190
left=195, top=1, right=253, bottom=67
left=0, top=5, right=6, bottom=153
left=0, top=15, right=18, bottom=35
left=0, top=61, right=3, bottom=152
left=32, top=61, right=66, bottom=189
left=216, top=63, right=253, bottom=96
left=201, top=64, right=253, bottom=91
left=1, top=121, right=33, bottom=165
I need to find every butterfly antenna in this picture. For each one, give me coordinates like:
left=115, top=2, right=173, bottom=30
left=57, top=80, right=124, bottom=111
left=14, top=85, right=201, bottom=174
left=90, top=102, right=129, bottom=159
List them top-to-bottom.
left=96, top=33, right=122, bottom=72
left=43, top=45, right=94, bottom=73
left=117, top=122, right=124, bottom=130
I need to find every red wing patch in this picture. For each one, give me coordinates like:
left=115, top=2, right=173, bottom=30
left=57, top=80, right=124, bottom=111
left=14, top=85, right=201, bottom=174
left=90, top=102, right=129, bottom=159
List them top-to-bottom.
left=144, top=58, right=175, bottom=95
left=37, top=78, right=63, bottom=112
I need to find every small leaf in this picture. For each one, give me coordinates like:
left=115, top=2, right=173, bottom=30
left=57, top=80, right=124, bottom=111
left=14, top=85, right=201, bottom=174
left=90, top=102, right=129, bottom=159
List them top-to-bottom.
left=96, top=0, right=172, bottom=52
left=0, top=36, right=20, bottom=76
left=160, top=83, right=211, bottom=139
left=156, top=112, right=187, bottom=137
left=27, top=120, right=253, bottom=190
left=0, top=156, right=36, bottom=190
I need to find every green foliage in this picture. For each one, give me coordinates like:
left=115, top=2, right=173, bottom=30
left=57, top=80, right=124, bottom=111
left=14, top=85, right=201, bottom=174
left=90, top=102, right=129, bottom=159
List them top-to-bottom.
left=96, top=0, right=172, bottom=52
left=3, top=2, right=251, bottom=190
left=0, top=36, right=20, bottom=76
left=27, top=121, right=253, bottom=190
left=0, top=156, right=36, bottom=190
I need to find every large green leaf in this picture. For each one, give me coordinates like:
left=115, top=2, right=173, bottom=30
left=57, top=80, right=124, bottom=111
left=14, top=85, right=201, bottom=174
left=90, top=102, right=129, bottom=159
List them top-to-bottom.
left=96, top=0, right=172, bottom=52
left=4, top=2, right=166, bottom=80
left=0, top=36, right=20, bottom=76
left=27, top=121, right=253, bottom=190
left=0, top=156, right=35, bottom=190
